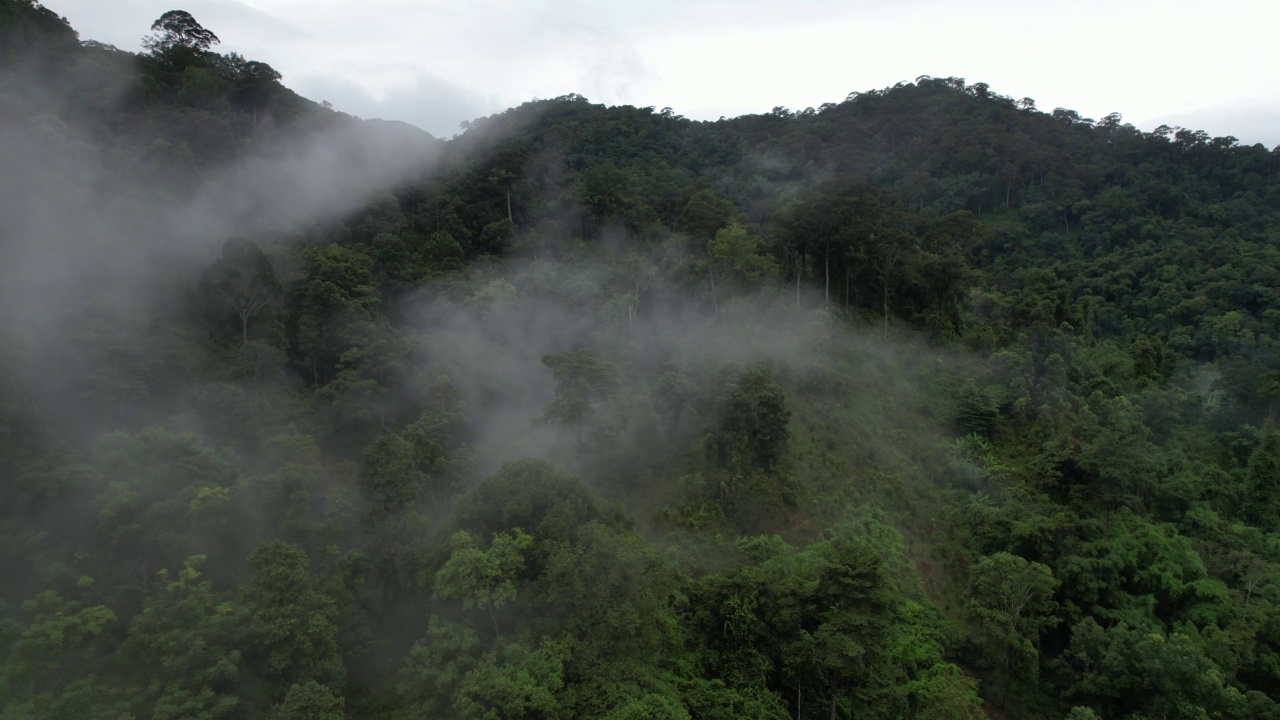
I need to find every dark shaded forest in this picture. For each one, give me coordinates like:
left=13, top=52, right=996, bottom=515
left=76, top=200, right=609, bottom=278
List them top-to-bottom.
left=2, top=2, right=1280, bottom=719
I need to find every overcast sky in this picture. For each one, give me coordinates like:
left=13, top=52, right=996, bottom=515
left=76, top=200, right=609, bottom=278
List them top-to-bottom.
left=49, top=0, right=1280, bottom=146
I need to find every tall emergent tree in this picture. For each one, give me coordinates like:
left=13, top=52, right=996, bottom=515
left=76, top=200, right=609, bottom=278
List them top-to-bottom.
left=143, top=10, right=220, bottom=54
left=199, top=237, right=283, bottom=347
left=967, top=552, right=1059, bottom=711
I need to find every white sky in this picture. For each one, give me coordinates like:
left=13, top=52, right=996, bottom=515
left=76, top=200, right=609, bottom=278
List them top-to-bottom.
left=48, top=0, right=1280, bottom=146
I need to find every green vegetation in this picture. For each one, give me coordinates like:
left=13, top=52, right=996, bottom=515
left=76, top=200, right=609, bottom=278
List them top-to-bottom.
left=2, top=2, right=1280, bottom=718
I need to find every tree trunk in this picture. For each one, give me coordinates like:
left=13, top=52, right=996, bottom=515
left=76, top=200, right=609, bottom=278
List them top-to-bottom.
left=505, top=185, right=513, bottom=225
left=824, top=243, right=830, bottom=305
left=709, top=274, right=719, bottom=319
left=883, top=280, right=890, bottom=341
left=240, top=308, right=250, bottom=346
left=489, top=601, right=501, bottom=641
left=829, top=691, right=838, bottom=720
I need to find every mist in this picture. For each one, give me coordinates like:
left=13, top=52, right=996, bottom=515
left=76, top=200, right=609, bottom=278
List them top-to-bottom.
left=16, top=5, right=1280, bottom=719
left=0, top=53, right=451, bottom=437
left=392, top=244, right=961, bottom=517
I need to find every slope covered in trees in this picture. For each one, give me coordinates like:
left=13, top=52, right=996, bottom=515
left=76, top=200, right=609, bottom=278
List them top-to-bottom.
left=2, top=2, right=1280, bottom=719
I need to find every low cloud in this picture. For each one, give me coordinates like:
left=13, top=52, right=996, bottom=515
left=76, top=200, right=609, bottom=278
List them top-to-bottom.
left=291, top=69, right=488, bottom=138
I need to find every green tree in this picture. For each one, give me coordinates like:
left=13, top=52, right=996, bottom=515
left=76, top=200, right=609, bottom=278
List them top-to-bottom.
left=143, top=10, right=220, bottom=54
left=231, top=58, right=283, bottom=122
left=677, top=188, right=737, bottom=241
left=704, top=222, right=777, bottom=316
left=872, top=228, right=914, bottom=340
left=424, top=230, right=465, bottom=268
left=200, top=236, right=283, bottom=347
left=289, top=244, right=379, bottom=386
left=619, top=252, right=658, bottom=325
left=540, top=349, right=619, bottom=444
left=704, top=365, right=792, bottom=530
left=1243, top=424, right=1280, bottom=530
left=90, top=428, right=240, bottom=588
left=357, top=433, right=425, bottom=529
left=452, top=460, right=613, bottom=544
left=533, top=520, right=677, bottom=689
left=434, top=529, right=533, bottom=639
left=805, top=534, right=900, bottom=718
left=240, top=542, right=343, bottom=694
left=966, top=552, right=1058, bottom=710
left=120, top=556, right=242, bottom=720
left=1, top=591, right=116, bottom=715
left=397, top=617, right=482, bottom=718
left=453, top=641, right=567, bottom=720
left=271, top=681, right=344, bottom=720
left=603, top=693, right=691, bottom=720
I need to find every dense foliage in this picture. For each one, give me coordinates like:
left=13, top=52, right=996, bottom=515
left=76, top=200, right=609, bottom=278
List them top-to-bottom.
left=3, top=2, right=1280, bottom=718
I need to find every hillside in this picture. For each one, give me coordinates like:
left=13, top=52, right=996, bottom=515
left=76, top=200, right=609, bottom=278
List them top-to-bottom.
left=2, top=2, right=1280, bottom=719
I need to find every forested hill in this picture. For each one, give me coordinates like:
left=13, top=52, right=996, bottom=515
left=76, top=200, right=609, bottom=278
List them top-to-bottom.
left=3, top=2, right=1280, bottom=719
